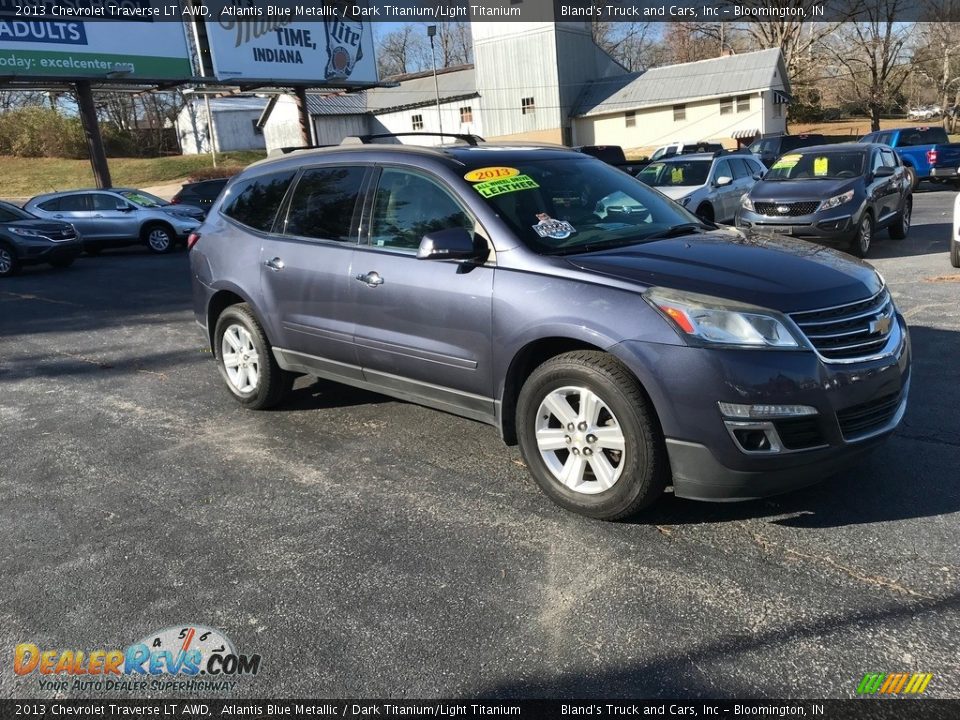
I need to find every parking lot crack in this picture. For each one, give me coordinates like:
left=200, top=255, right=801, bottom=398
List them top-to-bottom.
left=744, top=525, right=933, bottom=600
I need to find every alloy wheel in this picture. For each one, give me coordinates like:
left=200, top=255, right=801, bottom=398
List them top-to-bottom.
left=858, top=216, right=872, bottom=255
left=148, top=228, right=172, bottom=252
left=0, top=248, right=11, bottom=275
left=221, top=324, right=260, bottom=394
left=534, top=385, right=626, bottom=495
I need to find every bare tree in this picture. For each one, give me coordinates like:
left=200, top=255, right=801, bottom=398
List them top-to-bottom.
left=826, top=0, right=913, bottom=131
left=912, top=0, right=960, bottom=131
left=427, top=21, right=472, bottom=68
left=591, top=21, right=657, bottom=71
left=375, top=25, right=425, bottom=78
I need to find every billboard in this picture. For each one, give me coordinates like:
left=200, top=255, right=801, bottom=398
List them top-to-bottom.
left=204, top=4, right=377, bottom=85
left=0, top=5, right=193, bottom=81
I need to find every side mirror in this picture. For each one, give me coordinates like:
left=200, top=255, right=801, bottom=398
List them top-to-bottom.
left=873, top=166, right=895, bottom=178
left=752, top=173, right=764, bottom=181
left=715, top=175, right=733, bottom=187
left=117, top=204, right=135, bottom=212
left=417, top=228, right=485, bottom=262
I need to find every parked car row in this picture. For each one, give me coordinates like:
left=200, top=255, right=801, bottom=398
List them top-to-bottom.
left=0, top=179, right=230, bottom=277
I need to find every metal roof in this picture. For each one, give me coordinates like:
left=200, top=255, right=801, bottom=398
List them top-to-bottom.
left=573, top=49, right=789, bottom=118
left=307, top=66, right=477, bottom=117
left=195, top=97, right=270, bottom=113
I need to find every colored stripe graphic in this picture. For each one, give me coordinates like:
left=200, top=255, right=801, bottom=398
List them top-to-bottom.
left=858, top=672, right=932, bottom=694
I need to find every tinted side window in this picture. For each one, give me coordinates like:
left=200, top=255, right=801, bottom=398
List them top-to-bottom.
left=881, top=149, right=897, bottom=167
left=871, top=151, right=885, bottom=173
left=729, top=158, right=751, bottom=179
left=713, top=159, right=733, bottom=181
left=284, top=166, right=366, bottom=241
left=370, top=169, right=473, bottom=251
left=222, top=170, right=296, bottom=232
left=91, top=193, right=124, bottom=211
left=59, top=195, right=90, bottom=211
left=37, top=198, right=60, bottom=211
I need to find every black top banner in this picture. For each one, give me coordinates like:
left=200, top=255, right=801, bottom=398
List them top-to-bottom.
left=0, top=0, right=957, bottom=23
left=3, top=700, right=959, bottom=720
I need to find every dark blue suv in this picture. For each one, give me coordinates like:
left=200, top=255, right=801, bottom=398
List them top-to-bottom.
left=189, top=139, right=911, bottom=520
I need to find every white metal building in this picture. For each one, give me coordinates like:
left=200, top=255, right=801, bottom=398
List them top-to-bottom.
left=258, top=24, right=791, bottom=153
left=175, top=96, right=269, bottom=154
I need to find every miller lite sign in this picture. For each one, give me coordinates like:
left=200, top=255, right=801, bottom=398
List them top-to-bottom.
left=324, top=19, right=363, bottom=80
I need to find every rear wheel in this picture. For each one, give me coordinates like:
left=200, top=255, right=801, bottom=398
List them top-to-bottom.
left=904, top=165, right=919, bottom=192
left=888, top=197, right=911, bottom=240
left=850, top=212, right=874, bottom=258
left=143, top=223, right=174, bottom=254
left=951, top=238, right=960, bottom=268
left=0, top=243, right=19, bottom=277
left=213, top=303, right=293, bottom=410
left=516, top=351, right=668, bottom=520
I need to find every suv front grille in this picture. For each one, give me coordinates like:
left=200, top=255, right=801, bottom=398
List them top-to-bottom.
left=753, top=201, right=820, bottom=217
left=789, top=289, right=896, bottom=362
left=837, top=391, right=902, bottom=440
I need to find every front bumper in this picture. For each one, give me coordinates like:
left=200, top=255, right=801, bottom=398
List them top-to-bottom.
left=737, top=206, right=860, bottom=242
left=16, top=239, right=82, bottom=265
left=613, top=314, right=911, bottom=501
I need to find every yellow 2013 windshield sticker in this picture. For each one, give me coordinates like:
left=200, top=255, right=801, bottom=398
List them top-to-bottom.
left=772, top=154, right=801, bottom=170
left=813, top=157, right=829, bottom=176
left=464, top=167, right=520, bottom=183
left=670, top=167, right=684, bottom=183
left=473, top=174, right=540, bottom=198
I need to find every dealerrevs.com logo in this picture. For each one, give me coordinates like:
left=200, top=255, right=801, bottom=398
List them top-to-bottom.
left=14, top=625, right=260, bottom=693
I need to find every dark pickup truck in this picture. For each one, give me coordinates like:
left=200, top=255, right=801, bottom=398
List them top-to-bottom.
left=860, top=126, right=960, bottom=189
left=573, top=145, right=650, bottom=175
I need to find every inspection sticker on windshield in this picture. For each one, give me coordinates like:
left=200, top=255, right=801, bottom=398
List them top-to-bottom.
left=772, top=154, right=801, bottom=170
left=814, top=157, right=829, bottom=176
left=464, top=167, right=519, bottom=182
left=473, top=174, right=539, bottom=198
left=532, top=213, right=576, bottom=240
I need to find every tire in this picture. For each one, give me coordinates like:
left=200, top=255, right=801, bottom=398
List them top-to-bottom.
left=904, top=165, right=919, bottom=192
left=888, top=196, right=911, bottom=240
left=695, top=202, right=714, bottom=223
left=850, top=212, right=874, bottom=258
left=143, top=223, right=175, bottom=254
left=951, top=238, right=960, bottom=268
left=0, top=242, right=19, bottom=278
left=49, top=257, right=75, bottom=269
left=213, top=303, right=293, bottom=410
left=516, top=350, right=669, bottom=520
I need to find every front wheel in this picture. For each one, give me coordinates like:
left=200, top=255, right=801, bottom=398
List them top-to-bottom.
left=904, top=165, right=919, bottom=192
left=888, top=197, right=911, bottom=240
left=695, top=203, right=715, bottom=224
left=850, top=212, right=874, bottom=258
left=143, top=224, right=174, bottom=254
left=951, top=238, right=960, bottom=268
left=0, top=243, right=19, bottom=277
left=213, top=303, right=293, bottom=410
left=516, top=351, right=668, bottom=520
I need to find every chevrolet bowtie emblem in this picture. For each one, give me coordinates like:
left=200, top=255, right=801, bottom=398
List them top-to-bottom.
left=870, top=314, right=892, bottom=335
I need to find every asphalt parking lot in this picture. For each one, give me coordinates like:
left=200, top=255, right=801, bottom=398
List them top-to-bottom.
left=2, top=187, right=959, bottom=700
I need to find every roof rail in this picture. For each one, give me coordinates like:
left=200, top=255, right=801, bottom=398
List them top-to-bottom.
left=341, top=132, right=485, bottom=146
left=712, top=148, right=753, bottom=157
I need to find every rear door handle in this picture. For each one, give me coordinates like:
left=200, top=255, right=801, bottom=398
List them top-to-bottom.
left=264, top=257, right=285, bottom=271
left=355, top=271, right=384, bottom=287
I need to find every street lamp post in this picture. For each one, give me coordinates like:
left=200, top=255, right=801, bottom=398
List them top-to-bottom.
left=427, top=25, right=443, bottom=134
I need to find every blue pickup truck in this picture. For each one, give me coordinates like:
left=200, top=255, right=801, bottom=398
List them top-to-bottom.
left=860, top=126, right=960, bottom=189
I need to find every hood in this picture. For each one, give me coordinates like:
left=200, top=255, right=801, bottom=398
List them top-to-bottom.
left=749, top=178, right=857, bottom=202
left=657, top=186, right=699, bottom=201
left=163, top=204, right=204, bottom=220
left=2, top=219, right=76, bottom=237
left=565, top=227, right=882, bottom=313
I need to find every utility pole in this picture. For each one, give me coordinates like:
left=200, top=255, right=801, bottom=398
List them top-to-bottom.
left=427, top=25, right=443, bottom=134
left=74, top=80, right=111, bottom=189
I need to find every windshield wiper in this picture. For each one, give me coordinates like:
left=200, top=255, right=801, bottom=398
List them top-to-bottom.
left=643, top=222, right=712, bottom=240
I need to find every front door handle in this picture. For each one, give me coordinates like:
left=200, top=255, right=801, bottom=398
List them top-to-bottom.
left=264, top=257, right=285, bottom=271
left=355, top=271, right=384, bottom=287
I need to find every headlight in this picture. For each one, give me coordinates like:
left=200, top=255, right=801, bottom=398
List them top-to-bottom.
left=818, top=189, right=854, bottom=211
left=740, top=195, right=755, bottom=212
left=680, top=196, right=692, bottom=207
left=9, top=227, right=47, bottom=238
left=644, top=287, right=801, bottom=348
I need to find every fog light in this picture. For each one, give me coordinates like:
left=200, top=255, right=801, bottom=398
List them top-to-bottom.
left=718, top=402, right=817, bottom=419
left=733, top=429, right=772, bottom=451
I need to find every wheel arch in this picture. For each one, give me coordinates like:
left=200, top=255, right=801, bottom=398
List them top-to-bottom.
left=140, top=219, right=176, bottom=243
left=205, top=286, right=269, bottom=353
left=498, top=336, right=661, bottom=446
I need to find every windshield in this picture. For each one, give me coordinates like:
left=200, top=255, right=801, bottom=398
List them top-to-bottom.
left=763, top=151, right=866, bottom=181
left=463, top=157, right=705, bottom=255
left=637, top=160, right=711, bottom=188
left=119, top=190, right=169, bottom=208
left=0, top=201, right=34, bottom=222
